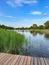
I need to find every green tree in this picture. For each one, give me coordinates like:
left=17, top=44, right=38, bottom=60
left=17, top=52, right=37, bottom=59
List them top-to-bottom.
left=44, top=21, right=49, bottom=29
left=33, top=24, right=38, bottom=29
left=39, top=25, right=44, bottom=29
left=29, top=26, right=33, bottom=29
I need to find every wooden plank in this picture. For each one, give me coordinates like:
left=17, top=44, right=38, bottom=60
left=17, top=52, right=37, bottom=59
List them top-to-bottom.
left=0, top=53, right=49, bottom=65
left=0, top=53, right=7, bottom=60
left=0, top=54, right=11, bottom=65
left=0, top=54, right=9, bottom=63
left=3, top=55, right=14, bottom=65
left=7, top=55, right=17, bottom=65
left=10, top=55, right=19, bottom=65
left=15, top=56, right=21, bottom=65
left=18, top=56, right=25, bottom=65
left=23, top=56, right=27, bottom=65
left=26, top=56, right=31, bottom=65
left=30, top=57, right=33, bottom=65
left=33, top=57, right=37, bottom=65
left=37, top=58, right=41, bottom=65
left=40, top=58, right=45, bottom=65
left=44, top=58, right=48, bottom=65
left=46, top=58, right=49, bottom=64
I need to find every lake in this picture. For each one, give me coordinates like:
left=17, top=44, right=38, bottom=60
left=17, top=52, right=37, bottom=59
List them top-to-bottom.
left=15, top=30, right=49, bottom=58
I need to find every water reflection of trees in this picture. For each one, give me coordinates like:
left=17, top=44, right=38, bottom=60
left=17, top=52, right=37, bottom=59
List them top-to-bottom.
left=18, top=30, right=24, bottom=32
left=30, top=30, right=43, bottom=36
left=30, top=31, right=37, bottom=36
left=44, top=34, right=49, bottom=39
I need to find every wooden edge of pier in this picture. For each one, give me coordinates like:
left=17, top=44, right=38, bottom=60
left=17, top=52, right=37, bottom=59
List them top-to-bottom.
left=0, top=53, right=49, bottom=65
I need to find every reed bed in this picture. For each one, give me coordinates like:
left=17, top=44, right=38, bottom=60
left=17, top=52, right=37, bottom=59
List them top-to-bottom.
left=0, top=29, right=25, bottom=54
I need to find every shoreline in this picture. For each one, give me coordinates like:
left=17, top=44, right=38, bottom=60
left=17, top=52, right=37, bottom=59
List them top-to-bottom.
left=15, top=29, right=49, bottom=34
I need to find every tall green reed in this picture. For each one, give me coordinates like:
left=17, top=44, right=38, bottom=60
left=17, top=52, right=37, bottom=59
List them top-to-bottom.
left=0, top=29, right=25, bottom=54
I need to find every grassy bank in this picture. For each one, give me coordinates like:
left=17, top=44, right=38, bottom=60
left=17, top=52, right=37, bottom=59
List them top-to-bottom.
left=0, top=29, right=25, bottom=54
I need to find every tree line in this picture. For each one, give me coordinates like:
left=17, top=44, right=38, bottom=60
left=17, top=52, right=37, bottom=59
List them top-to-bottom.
left=0, top=21, right=49, bottom=30
left=16, top=21, right=49, bottom=30
left=29, top=21, right=49, bottom=29
left=0, top=25, right=14, bottom=29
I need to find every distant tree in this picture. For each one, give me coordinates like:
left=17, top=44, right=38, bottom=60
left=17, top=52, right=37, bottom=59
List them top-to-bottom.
left=44, top=21, right=49, bottom=29
left=33, top=24, right=38, bottom=29
left=0, top=25, right=14, bottom=29
left=0, top=25, right=6, bottom=29
left=39, top=25, right=44, bottom=29
left=29, top=26, right=33, bottom=29
left=20, top=27, right=24, bottom=30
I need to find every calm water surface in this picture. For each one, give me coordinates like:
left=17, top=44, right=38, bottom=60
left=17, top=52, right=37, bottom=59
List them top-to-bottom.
left=16, top=30, right=49, bottom=58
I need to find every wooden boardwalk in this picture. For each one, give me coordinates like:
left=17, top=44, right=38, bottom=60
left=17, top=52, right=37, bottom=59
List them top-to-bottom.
left=0, top=53, right=49, bottom=65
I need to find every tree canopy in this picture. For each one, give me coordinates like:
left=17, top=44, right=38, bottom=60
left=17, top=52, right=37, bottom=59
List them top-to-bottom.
left=44, top=21, right=49, bottom=29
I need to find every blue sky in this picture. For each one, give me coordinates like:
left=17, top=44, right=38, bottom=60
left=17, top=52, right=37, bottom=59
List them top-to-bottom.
left=0, top=0, right=49, bottom=27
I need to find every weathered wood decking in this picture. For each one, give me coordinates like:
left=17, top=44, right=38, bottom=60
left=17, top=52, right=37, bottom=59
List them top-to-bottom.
left=0, top=53, right=49, bottom=65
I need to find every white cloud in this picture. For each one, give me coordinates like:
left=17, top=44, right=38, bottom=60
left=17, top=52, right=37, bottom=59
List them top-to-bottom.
left=6, top=0, right=38, bottom=7
left=30, top=11, right=42, bottom=15
left=0, top=13, right=16, bottom=18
